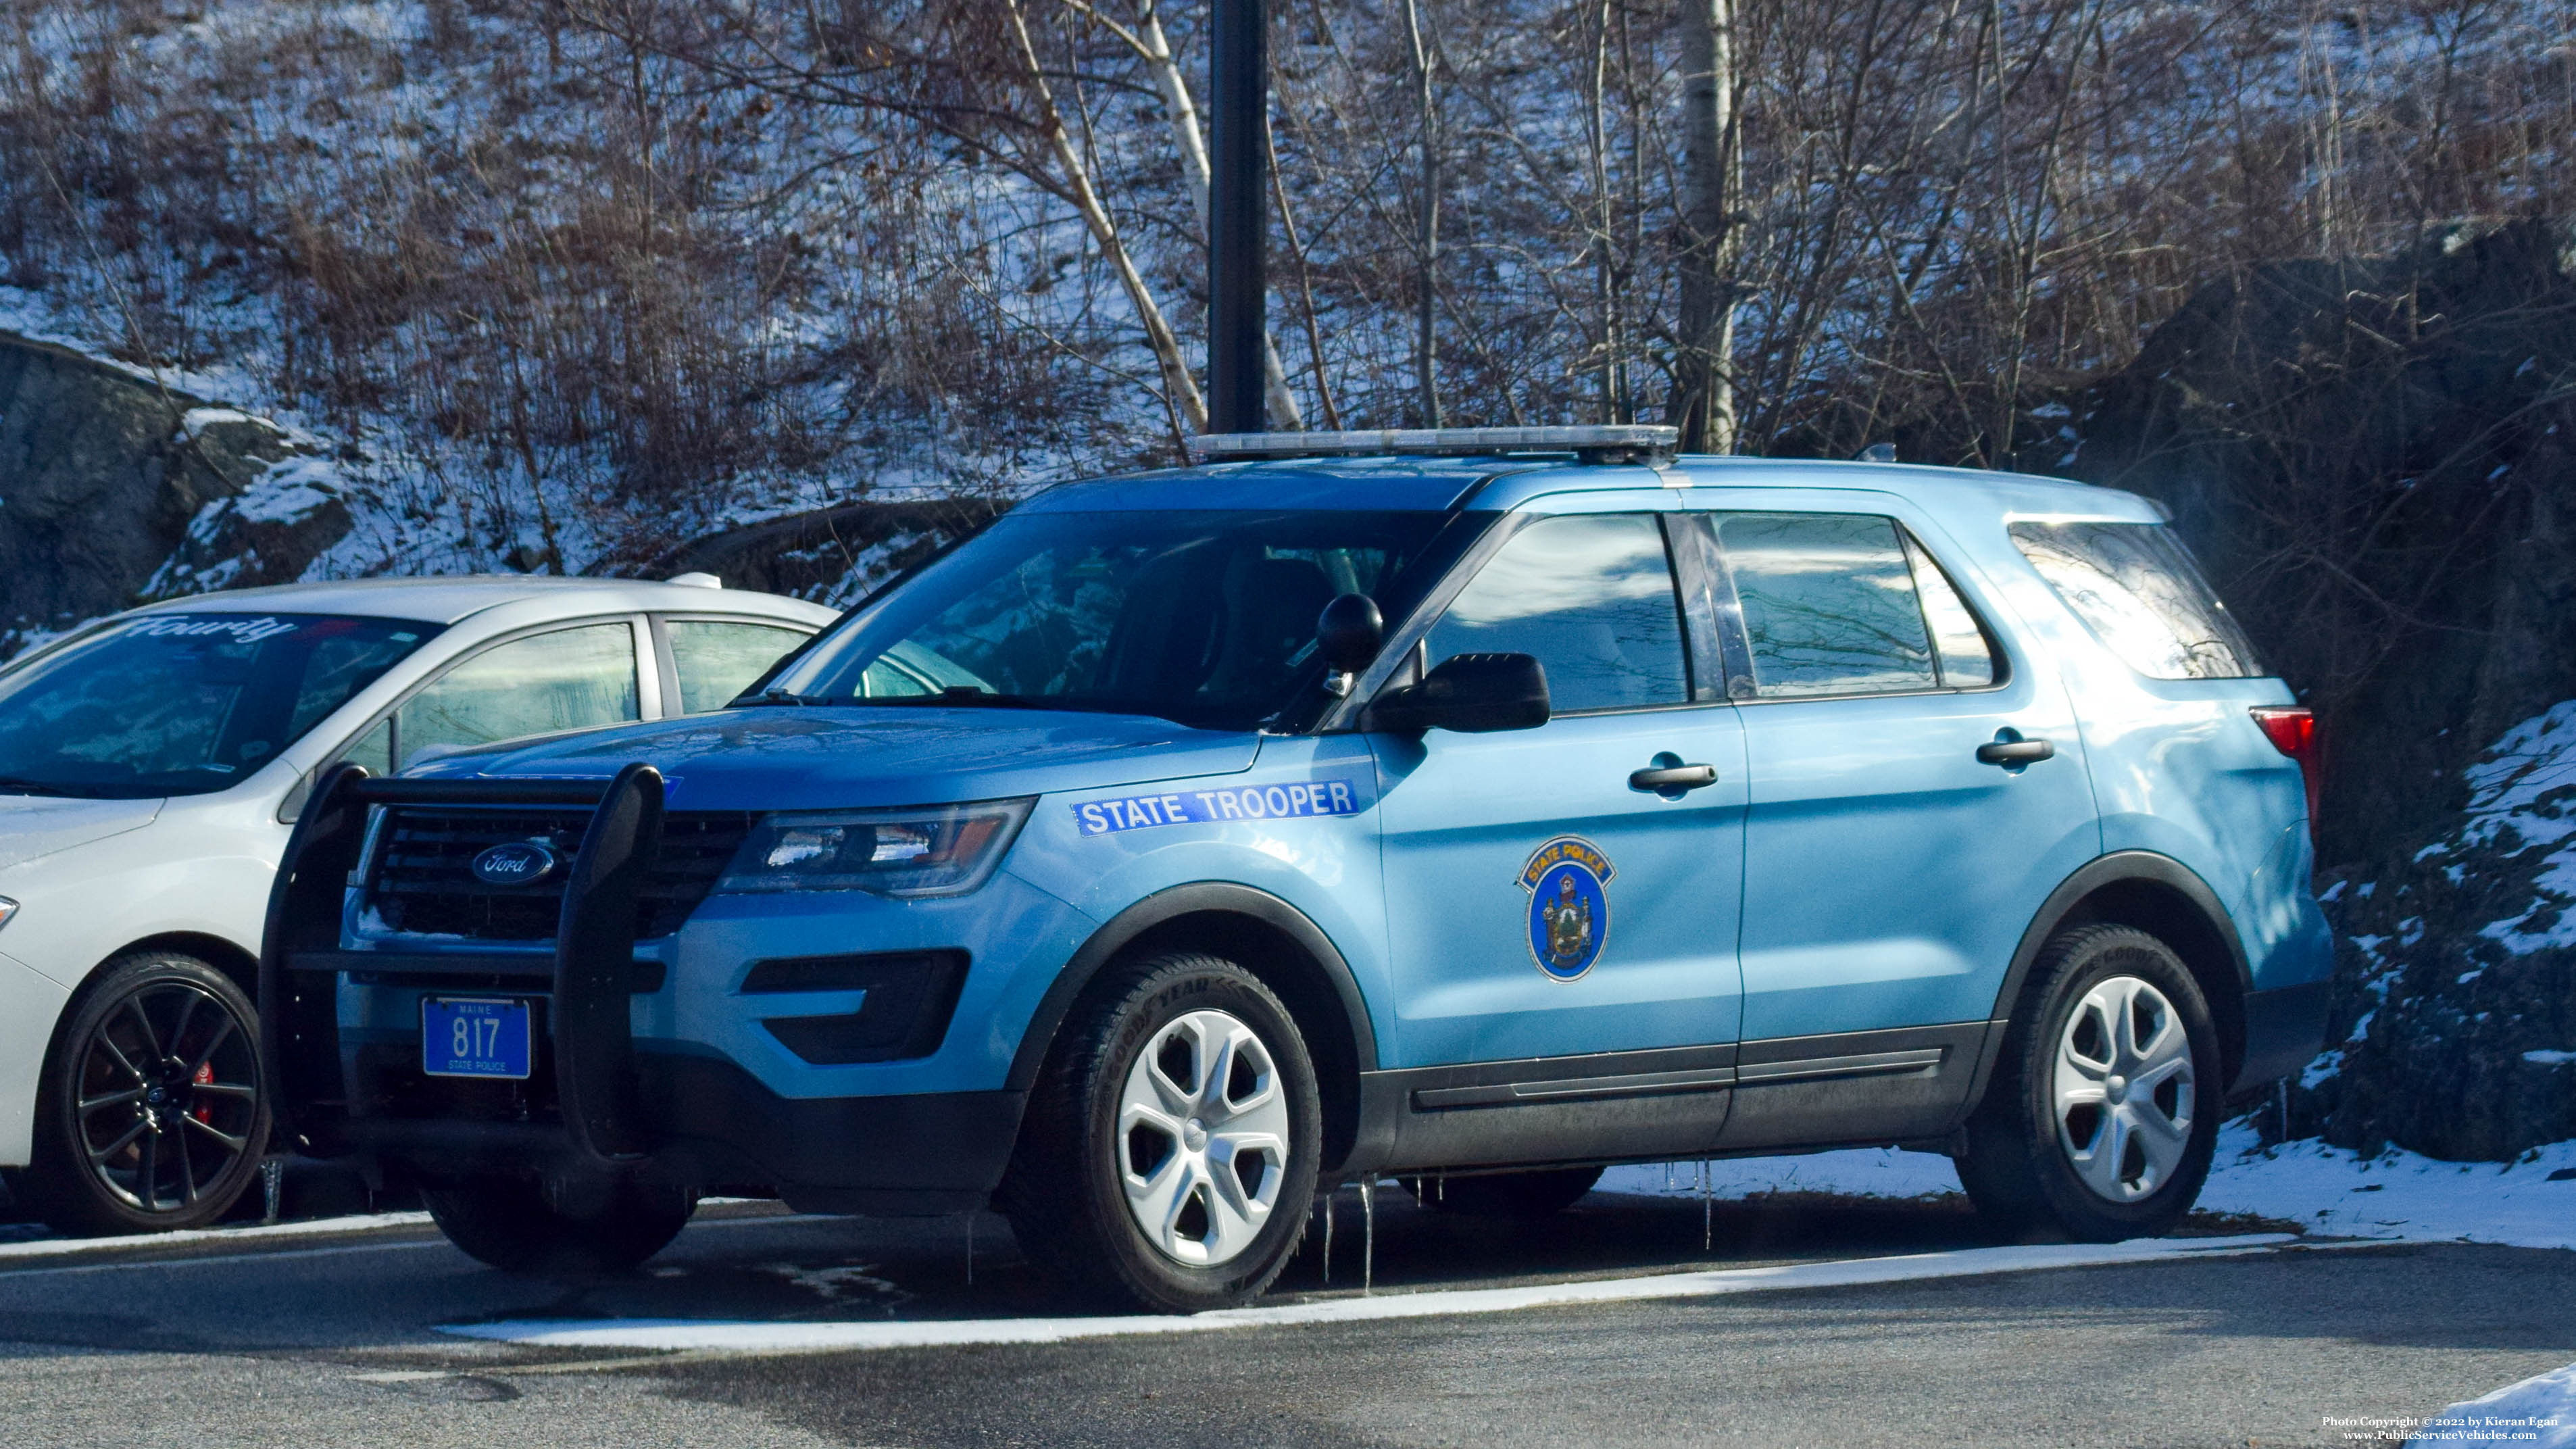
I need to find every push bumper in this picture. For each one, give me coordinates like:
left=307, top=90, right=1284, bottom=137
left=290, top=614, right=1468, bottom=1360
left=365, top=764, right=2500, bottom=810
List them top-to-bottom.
left=257, top=764, right=1025, bottom=1213
left=2236, top=979, right=2331, bottom=1089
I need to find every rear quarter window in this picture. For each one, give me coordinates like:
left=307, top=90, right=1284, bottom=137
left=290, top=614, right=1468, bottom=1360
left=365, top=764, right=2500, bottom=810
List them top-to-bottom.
left=2008, top=521, right=2264, bottom=680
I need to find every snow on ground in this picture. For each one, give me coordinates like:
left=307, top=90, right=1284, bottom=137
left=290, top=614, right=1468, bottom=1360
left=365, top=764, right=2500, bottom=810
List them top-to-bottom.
left=1602, top=1120, right=2576, bottom=1250
left=2412, top=1362, right=2576, bottom=1447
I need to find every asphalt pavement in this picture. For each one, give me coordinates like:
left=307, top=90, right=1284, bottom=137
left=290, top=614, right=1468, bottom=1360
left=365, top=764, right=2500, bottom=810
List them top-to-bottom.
left=0, top=1185, right=2563, bottom=1448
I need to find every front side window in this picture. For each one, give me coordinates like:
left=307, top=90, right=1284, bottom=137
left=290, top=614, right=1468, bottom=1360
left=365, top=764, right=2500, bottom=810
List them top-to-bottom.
left=766, top=510, right=1451, bottom=730
left=1425, top=513, right=1689, bottom=713
left=1716, top=514, right=1938, bottom=698
left=2009, top=521, right=2262, bottom=680
left=0, top=614, right=436, bottom=798
left=392, top=622, right=640, bottom=767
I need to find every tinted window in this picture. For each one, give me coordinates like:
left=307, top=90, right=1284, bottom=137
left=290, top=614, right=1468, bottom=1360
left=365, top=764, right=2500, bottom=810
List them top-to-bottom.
left=768, top=510, right=1447, bottom=729
left=1425, top=514, right=1688, bottom=712
left=1718, top=514, right=1936, bottom=697
left=2009, top=522, right=2262, bottom=679
left=0, top=614, right=434, bottom=798
left=666, top=620, right=811, bottom=714
left=393, top=622, right=639, bottom=766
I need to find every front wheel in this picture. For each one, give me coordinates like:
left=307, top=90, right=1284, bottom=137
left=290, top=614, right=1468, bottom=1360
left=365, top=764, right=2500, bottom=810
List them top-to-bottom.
left=1957, top=925, right=2221, bottom=1241
left=26, top=952, right=270, bottom=1236
left=1001, top=952, right=1322, bottom=1312
left=422, top=1176, right=697, bottom=1275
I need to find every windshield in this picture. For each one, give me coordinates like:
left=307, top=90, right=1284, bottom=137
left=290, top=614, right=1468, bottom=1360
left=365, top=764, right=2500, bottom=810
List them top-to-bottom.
left=761, top=509, right=1458, bottom=730
left=0, top=613, right=440, bottom=798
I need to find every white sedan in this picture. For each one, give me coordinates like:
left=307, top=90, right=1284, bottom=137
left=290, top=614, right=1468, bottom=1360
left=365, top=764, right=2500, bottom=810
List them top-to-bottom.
left=0, top=576, right=835, bottom=1234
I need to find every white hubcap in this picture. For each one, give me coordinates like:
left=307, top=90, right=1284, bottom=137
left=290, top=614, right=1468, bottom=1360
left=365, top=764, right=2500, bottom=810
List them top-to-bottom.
left=2054, top=975, right=2196, bottom=1203
left=1117, top=1008, right=1290, bottom=1267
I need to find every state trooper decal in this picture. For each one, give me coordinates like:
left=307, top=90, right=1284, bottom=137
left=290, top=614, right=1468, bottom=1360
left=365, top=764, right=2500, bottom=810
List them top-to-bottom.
left=1518, top=836, right=1615, bottom=981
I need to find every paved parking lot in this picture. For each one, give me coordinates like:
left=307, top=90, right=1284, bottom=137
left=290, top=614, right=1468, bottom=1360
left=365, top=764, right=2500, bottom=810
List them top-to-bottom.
left=0, top=1185, right=2564, bottom=1448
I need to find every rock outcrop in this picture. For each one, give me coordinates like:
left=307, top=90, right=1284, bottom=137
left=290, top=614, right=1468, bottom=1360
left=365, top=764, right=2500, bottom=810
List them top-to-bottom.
left=0, top=335, right=350, bottom=656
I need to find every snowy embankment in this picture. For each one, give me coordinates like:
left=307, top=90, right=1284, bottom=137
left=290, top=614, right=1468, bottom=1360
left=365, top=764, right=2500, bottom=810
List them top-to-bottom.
left=1601, top=1119, right=2576, bottom=1250
left=2412, top=1365, right=2576, bottom=1448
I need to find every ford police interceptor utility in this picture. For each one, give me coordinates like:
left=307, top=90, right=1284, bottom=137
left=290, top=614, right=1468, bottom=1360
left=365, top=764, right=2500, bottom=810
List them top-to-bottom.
left=260, top=427, right=2331, bottom=1311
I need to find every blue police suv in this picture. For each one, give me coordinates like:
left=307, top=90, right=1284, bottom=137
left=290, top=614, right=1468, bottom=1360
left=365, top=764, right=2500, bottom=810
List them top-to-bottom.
left=262, top=427, right=2331, bottom=1310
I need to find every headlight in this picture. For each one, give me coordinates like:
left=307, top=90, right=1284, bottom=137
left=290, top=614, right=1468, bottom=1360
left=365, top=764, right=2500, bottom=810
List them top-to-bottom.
left=716, top=800, right=1033, bottom=898
left=0, top=896, right=15, bottom=932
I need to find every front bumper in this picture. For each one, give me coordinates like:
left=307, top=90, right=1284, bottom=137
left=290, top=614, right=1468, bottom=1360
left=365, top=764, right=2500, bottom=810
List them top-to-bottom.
left=259, top=764, right=1029, bottom=1212
left=309, top=1053, right=1022, bottom=1214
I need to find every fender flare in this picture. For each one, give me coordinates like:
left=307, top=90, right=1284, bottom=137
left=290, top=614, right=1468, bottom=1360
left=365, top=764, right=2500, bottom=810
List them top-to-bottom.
left=1958, top=850, right=2254, bottom=1119
left=1991, top=850, right=2252, bottom=1017
left=1003, top=882, right=1382, bottom=1094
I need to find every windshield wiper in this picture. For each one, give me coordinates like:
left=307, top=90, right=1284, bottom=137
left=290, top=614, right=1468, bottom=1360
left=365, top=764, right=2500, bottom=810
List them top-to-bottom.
left=733, top=687, right=831, bottom=708
left=0, top=776, right=89, bottom=797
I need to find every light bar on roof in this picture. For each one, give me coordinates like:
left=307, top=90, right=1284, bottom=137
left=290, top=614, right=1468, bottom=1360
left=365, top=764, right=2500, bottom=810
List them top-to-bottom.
left=1189, top=425, right=1679, bottom=462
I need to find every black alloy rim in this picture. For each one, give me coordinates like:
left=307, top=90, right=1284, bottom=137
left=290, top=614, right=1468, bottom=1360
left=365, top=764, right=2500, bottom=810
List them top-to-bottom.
left=74, top=981, right=261, bottom=1213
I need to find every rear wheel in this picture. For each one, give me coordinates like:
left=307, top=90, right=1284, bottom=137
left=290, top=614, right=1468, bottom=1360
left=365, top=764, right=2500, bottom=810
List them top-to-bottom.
left=1957, top=925, right=2221, bottom=1241
left=26, top=952, right=270, bottom=1236
left=1001, top=952, right=1321, bottom=1312
left=1408, top=1166, right=1603, bottom=1220
left=422, top=1176, right=696, bottom=1275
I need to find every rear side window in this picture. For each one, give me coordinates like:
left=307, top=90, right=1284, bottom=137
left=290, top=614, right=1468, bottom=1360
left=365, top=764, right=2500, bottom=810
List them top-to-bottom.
left=1715, top=514, right=1938, bottom=697
left=2008, top=522, right=2263, bottom=680
left=666, top=620, right=811, bottom=714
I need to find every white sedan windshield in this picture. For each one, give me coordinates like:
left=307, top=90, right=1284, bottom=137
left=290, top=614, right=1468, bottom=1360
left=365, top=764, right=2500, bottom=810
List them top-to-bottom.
left=0, top=614, right=437, bottom=798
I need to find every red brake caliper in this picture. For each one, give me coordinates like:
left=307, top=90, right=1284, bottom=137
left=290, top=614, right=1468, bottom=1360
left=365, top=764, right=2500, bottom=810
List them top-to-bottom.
left=193, top=1062, right=214, bottom=1124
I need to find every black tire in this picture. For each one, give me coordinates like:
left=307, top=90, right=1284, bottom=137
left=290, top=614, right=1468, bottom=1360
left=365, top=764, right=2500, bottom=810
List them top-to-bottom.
left=1957, top=925, right=2222, bottom=1242
left=24, top=952, right=270, bottom=1236
left=1000, top=952, right=1322, bottom=1312
left=1408, top=1166, right=1603, bottom=1220
left=422, top=1176, right=696, bottom=1275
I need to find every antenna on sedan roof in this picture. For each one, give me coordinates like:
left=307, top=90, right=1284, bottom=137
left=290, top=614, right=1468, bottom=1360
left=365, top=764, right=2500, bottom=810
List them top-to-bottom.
left=1191, top=424, right=1679, bottom=466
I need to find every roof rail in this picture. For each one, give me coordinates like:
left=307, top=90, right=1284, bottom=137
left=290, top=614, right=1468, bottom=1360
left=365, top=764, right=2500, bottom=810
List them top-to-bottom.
left=1190, top=424, right=1677, bottom=465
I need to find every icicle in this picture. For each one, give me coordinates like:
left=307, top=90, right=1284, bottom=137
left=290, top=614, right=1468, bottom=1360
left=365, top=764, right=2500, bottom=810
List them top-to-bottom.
left=261, top=1159, right=282, bottom=1225
left=1700, top=1159, right=1712, bottom=1252
left=1436, top=1173, right=1444, bottom=1202
left=1362, top=1176, right=1376, bottom=1295
left=1322, top=1191, right=1335, bottom=1284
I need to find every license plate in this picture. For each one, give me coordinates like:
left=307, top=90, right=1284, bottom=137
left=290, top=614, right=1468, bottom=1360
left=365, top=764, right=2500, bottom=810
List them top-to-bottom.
left=422, top=998, right=532, bottom=1080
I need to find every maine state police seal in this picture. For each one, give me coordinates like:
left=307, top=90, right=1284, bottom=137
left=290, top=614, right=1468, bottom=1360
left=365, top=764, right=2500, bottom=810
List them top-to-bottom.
left=1518, top=836, right=1614, bottom=981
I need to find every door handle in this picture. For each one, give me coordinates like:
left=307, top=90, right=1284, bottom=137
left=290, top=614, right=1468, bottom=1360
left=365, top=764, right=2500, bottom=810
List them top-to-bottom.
left=1975, top=737, right=2056, bottom=766
left=1629, top=762, right=1719, bottom=794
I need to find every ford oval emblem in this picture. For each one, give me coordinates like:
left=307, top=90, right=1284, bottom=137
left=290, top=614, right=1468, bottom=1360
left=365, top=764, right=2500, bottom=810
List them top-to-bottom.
left=470, top=840, right=559, bottom=888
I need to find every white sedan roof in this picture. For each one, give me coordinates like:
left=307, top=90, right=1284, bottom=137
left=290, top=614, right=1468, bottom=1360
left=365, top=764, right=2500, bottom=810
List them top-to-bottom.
left=128, top=575, right=837, bottom=628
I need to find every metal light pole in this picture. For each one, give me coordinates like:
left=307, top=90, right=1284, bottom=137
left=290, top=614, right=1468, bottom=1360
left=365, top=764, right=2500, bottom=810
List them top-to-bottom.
left=1207, top=0, right=1267, bottom=435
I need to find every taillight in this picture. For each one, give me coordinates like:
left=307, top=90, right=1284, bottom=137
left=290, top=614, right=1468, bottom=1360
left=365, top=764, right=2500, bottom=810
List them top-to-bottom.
left=2251, top=706, right=2321, bottom=841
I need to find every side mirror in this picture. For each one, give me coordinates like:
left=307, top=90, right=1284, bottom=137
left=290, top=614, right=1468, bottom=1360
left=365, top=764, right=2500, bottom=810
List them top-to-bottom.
left=1316, top=593, right=1383, bottom=675
left=1368, top=652, right=1550, bottom=735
